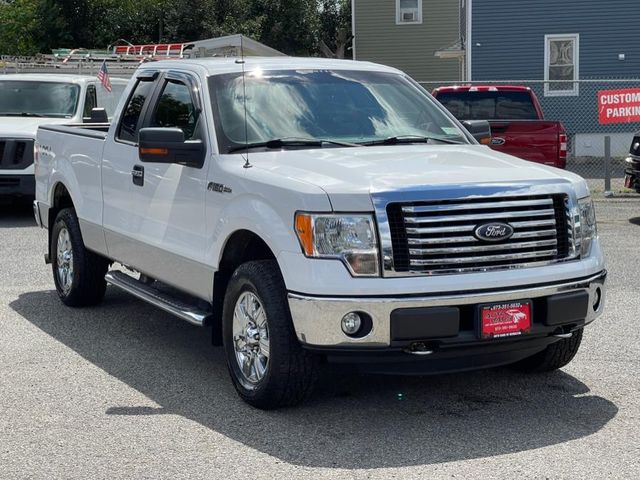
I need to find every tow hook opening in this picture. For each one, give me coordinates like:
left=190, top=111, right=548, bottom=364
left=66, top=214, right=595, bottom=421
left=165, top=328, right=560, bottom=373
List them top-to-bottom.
left=552, top=325, right=575, bottom=339
left=404, top=342, right=436, bottom=356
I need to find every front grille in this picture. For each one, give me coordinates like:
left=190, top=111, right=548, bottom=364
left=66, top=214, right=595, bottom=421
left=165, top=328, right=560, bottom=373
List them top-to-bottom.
left=0, top=139, right=34, bottom=170
left=386, top=194, right=574, bottom=275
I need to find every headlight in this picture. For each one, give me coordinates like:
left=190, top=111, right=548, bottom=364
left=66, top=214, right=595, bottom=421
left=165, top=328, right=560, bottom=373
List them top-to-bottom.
left=578, top=196, right=597, bottom=257
left=294, top=213, right=379, bottom=276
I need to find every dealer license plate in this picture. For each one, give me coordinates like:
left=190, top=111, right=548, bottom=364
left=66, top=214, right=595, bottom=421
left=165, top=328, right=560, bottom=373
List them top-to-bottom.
left=479, top=301, right=532, bottom=339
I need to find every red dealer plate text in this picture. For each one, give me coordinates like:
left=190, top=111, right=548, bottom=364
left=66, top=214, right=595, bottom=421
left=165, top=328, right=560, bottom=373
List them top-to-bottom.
left=598, top=88, right=640, bottom=125
left=479, top=301, right=532, bottom=339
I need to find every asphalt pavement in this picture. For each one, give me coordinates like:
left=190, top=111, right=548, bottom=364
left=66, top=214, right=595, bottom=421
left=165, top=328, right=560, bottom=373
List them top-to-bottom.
left=1, top=198, right=639, bottom=479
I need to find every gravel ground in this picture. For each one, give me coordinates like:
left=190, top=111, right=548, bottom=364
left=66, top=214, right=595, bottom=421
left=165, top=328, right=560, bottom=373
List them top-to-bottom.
left=0, top=199, right=639, bottom=479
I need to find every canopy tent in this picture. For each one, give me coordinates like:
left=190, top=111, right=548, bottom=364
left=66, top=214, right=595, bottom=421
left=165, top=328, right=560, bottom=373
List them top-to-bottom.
left=183, top=34, right=285, bottom=58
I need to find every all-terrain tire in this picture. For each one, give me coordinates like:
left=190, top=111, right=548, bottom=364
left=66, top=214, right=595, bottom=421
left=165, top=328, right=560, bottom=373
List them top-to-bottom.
left=51, top=208, right=109, bottom=307
left=222, top=260, right=318, bottom=409
left=511, top=329, right=584, bottom=373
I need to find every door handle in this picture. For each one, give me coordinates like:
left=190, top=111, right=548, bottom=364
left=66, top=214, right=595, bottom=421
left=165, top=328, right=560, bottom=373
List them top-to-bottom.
left=132, top=165, right=144, bottom=186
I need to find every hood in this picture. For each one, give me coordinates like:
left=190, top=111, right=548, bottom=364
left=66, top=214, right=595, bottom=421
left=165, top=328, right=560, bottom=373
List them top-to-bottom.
left=0, top=117, right=70, bottom=138
left=249, top=145, right=587, bottom=210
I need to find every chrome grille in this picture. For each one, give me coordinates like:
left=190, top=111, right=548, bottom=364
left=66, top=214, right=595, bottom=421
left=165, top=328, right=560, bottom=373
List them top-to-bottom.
left=385, top=194, right=574, bottom=275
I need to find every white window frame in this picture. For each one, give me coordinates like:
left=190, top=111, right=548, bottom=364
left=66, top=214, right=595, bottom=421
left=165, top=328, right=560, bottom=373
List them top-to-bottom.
left=396, top=0, right=423, bottom=25
left=544, top=33, right=579, bottom=97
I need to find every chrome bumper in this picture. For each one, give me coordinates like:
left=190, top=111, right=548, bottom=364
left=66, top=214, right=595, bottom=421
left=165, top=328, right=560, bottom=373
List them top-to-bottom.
left=288, top=271, right=607, bottom=347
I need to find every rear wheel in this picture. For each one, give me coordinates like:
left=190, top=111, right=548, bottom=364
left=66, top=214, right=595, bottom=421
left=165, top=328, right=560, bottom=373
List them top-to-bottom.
left=51, top=208, right=109, bottom=306
left=222, top=260, right=318, bottom=409
left=511, top=329, right=584, bottom=373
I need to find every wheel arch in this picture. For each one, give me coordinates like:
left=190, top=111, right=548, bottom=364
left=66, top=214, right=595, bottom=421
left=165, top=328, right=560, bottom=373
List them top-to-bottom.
left=47, top=181, right=76, bottom=255
left=210, top=229, right=280, bottom=344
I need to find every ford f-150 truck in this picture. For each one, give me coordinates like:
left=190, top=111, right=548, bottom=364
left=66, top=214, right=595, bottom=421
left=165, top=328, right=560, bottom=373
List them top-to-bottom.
left=34, top=58, right=606, bottom=409
left=0, top=74, right=126, bottom=200
left=432, top=85, right=568, bottom=169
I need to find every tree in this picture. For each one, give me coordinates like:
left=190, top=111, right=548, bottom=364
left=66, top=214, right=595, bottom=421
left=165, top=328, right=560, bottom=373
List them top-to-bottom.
left=0, top=0, right=40, bottom=55
left=0, top=0, right=350, bottom=57
left=252, top=0, right=320, bottom=56
left=318, top=0, right=352, bottom=59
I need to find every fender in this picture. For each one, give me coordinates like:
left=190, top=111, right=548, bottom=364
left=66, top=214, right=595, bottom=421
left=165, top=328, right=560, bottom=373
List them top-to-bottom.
left=205, top=193, right=307, bottom=271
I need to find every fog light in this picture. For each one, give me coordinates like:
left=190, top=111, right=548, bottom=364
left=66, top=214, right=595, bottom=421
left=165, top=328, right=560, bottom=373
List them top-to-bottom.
left=593, top=287, right=602, bottom=312
left=341, top=312, right=362, bottom=336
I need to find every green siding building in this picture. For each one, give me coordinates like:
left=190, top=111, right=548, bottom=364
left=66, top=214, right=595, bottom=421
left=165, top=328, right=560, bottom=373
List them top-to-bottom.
left=352, top=0, right=463, bottom=82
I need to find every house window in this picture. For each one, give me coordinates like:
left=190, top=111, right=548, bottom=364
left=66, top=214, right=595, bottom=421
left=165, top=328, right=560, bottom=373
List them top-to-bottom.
left=396, top=0, right=422, bottom=25
left=545, top=34, right=579, bottom=96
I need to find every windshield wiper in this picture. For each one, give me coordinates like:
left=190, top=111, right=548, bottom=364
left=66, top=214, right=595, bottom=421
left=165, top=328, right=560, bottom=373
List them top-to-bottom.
left=0, top=112, right=44, bottom=117
left=358, top=135, right=464, bottom=146
left=228, top=137, right=362, bottom=153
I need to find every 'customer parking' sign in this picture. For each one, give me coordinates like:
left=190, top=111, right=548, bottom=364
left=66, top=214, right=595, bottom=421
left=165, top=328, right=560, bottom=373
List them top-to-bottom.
left=598, top=88, right=640, bottom=125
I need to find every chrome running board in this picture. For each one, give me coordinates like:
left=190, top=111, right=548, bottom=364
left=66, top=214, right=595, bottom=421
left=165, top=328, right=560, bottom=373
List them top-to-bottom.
left=105, top=270, right=211, bottom=326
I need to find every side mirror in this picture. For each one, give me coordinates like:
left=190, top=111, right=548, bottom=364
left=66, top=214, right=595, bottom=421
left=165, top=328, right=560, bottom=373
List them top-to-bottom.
left=84, top=107, right=108, bottom=124
left=461, top=120, right=492, bottom=145
left=138, top=127, right=205, bottom=168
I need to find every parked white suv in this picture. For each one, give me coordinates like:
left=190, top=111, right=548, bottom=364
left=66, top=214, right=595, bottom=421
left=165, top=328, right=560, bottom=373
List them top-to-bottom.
left=33, top=58, right=606, bottom=408
left=0, top=74, right=126, bottom=199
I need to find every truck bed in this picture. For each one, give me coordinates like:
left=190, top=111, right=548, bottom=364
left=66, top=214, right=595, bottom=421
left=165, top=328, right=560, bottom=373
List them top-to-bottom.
left=36, top=123, right=111, bottom=235
left=39, top=123, right=110, bottom=139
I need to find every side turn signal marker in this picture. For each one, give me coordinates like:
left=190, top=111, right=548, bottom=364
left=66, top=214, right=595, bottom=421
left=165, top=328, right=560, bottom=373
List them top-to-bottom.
left=295, top=213, right=314, bottom=256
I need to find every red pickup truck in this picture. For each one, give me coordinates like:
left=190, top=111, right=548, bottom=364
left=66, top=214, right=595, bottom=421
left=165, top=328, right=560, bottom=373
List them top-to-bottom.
left=432, top=85, right=568, bottom=169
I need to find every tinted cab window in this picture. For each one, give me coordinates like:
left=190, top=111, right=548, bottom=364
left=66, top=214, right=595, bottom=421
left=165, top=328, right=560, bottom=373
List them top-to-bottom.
left=118, top=79, right=155, bottom=143
left=151, top=80, right=198, bottom=139
left=83, top=84, right=97, bottom=118
left=435, top=91, right=539, bottom=120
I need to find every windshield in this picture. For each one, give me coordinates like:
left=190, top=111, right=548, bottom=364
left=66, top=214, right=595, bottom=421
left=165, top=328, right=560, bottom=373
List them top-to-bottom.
left=209, top=69, right=468, bottom=153
left=0, top=81, right=80, bottom=118
left=435, top=90, right=539, bottom=121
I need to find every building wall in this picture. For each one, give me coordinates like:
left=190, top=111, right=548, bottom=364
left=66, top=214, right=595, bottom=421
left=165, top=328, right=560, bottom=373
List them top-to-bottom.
left=353, top=0, right=461, bottom=82
left=471, top=0, right=640, bottom=153
left=471, top=0, right=640, bottom=80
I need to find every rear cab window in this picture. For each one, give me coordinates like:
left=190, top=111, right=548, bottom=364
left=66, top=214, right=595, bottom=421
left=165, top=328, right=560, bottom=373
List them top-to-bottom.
left=117, top=78, right=156, bottom=143
left=83, top=84, right=98, bottom=119
left=435, top=90, right=539, bottom=121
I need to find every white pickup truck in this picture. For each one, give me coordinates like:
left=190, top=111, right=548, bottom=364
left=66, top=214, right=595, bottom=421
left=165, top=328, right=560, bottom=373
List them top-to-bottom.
left=34, top=58, right=606, bottom=409
left=0, top=74, right=126, bottom=200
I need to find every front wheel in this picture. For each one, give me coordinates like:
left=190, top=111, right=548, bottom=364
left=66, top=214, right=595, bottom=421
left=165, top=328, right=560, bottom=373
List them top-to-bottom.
left=51, top=208, right=109, bottom=307
left=222, top=260, right=318, bottom=409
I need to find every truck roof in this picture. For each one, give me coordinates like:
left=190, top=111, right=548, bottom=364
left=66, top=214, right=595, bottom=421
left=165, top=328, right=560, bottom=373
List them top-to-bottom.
left=142, top=57, right=403, bottom=76
left=0, top=73, right=128, bottom=84
left=433, top=85, right=533, bottom=93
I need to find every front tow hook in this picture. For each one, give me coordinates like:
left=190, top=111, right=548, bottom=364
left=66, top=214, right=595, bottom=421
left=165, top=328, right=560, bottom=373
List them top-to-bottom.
left=405, top=342, right=435, bottom=355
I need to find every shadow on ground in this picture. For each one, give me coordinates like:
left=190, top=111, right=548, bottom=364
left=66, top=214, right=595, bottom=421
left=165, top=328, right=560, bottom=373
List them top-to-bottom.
left=0, top=201, right=36, bottom=228
left=10, top=289, right=618, bottom=469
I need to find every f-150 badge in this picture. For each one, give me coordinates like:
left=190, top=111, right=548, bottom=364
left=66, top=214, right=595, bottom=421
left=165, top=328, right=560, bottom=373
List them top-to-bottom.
left=207, top=182, right=232, bottom=193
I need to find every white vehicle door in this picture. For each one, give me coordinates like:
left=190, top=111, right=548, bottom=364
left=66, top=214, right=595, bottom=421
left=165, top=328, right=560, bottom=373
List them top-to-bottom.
left=102, top=71, right=160, bottom=269
left=126, top=71, right=212, bottom=299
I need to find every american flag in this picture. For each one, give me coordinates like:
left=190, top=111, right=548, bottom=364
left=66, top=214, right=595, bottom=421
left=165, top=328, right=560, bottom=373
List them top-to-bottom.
left=97, top=60, right=112, bottom=92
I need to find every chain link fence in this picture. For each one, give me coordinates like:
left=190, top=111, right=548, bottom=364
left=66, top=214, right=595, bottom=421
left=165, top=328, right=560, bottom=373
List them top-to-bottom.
left=419, top=79, right=640, bottom=195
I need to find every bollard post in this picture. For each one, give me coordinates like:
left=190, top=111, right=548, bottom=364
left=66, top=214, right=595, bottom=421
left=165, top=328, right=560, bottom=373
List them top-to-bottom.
left=604, top=135, right=613, bottom=197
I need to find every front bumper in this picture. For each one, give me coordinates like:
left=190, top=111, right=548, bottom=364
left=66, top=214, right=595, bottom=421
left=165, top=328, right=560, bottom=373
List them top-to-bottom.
left=0, top=174, right=35, bottom=198
left=288, top=270, right=606, bottom=350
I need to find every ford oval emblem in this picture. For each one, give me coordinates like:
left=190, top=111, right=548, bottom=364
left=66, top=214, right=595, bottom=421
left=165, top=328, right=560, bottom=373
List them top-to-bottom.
left=491, top=137, right=506, bottom=146
left=474, top=222, right=514, bottom=242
